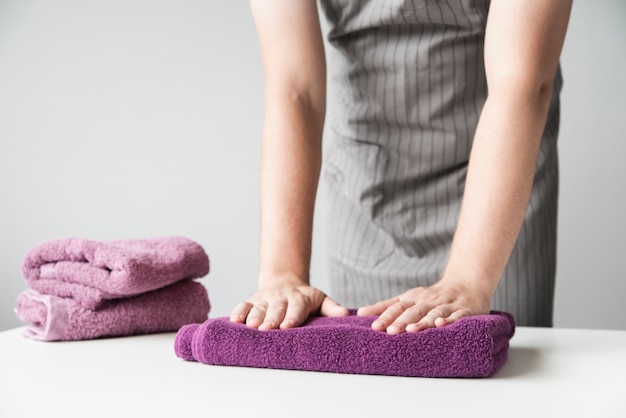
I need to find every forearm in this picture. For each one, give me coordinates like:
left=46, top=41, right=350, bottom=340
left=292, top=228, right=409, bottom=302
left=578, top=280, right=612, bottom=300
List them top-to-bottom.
left=248, top=0, right=327, bottom=289
left=441, top=0, right=571, bottom=299
left=443, top=81, right=553, bottom=296
left=258, top=96, right=325, bottom=288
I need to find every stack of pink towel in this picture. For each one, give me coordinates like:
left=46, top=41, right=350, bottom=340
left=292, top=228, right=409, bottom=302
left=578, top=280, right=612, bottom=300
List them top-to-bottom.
left=15, top=236, right=211, bottom=341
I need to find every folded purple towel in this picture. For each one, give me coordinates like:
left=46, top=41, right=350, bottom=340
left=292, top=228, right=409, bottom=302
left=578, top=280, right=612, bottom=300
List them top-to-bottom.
left=21, top=237, right=210, bottom=309
left=16, top=280, right=210, bottom=341
left=175, top=311, right=515, bottom=378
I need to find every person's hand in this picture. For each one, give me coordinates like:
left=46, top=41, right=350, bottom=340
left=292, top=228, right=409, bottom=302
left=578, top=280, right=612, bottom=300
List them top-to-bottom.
left=230, top=275, right=349, bottom=330
left=357, top=277, right=492, bottom=334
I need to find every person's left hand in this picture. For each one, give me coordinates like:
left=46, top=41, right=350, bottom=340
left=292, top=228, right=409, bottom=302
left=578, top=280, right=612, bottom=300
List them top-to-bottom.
left=357, top=277, right=493, bottom=334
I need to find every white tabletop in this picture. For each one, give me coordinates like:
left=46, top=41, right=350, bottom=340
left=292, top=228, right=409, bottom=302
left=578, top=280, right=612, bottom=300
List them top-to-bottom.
left=1, top=325, right=625, bottom=418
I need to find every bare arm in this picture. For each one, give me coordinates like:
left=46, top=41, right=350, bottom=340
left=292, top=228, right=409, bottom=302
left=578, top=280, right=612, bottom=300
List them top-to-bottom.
left=230, top=0, right=348, bottom=330
left=359, top=0, right=572, bottom=333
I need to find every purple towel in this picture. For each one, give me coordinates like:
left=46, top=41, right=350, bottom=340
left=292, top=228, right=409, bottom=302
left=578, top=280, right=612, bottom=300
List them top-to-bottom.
left=21, top=237, right=210, bottom=309
left=15, top=280, right=210, bottom=341
left=175, top=311, right=515, bottom=378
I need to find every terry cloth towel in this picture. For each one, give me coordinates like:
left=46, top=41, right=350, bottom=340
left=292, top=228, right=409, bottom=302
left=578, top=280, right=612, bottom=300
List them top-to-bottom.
left=21, top=236, right=210, bottom=310
left=15, top=279, right=210, bottom=341
left=175, top=311, right=515, bottom=378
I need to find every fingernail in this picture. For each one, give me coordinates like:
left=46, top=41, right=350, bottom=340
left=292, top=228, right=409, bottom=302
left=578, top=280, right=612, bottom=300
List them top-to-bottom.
left=372, top=319, right=386, bottom=330
left=386, top=323, right=403, bottom=334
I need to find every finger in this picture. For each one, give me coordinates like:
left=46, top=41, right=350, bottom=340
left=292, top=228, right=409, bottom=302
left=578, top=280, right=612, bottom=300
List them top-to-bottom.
left=319, top=296, right=350, bottom=318
left=277, top=298, right=309, bottom=329
left=357, top=298, right=397, bottom=317
left=371, top=300, right=413, bottom=332
left=230, top=301, right=253, bottom=323
left=258, top=301, right=288, bottom=331
left=244, top=303, right=268, bottom=329
left=385, top=305, right=428, bottom=335
left=405, top=307, right=451, bottom=333
left=434, top=309, right=471, bottom=328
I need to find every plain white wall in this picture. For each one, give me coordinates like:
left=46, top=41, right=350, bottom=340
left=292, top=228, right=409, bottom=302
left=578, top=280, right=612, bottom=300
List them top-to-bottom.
left=1, top=1, right=624, bottom=332
left=553, top=1, right=626, bottom=329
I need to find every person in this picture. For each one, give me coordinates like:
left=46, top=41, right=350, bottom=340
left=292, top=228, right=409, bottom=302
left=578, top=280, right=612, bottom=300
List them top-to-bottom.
left=230, top=0, right=572, bottom=334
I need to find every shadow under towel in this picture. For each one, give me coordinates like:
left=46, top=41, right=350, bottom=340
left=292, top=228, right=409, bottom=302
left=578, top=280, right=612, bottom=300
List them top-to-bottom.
left=174, top=311, right=516, bottom=378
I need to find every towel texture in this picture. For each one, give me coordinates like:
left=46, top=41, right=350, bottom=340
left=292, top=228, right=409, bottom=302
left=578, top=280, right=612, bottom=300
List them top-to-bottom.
left=16, top=236, right=211, bottom=341
left=21, top=236, right=210, bottom=309
left=16, top=280, right=210, bottom=341
left=175, top=311, right=515, bottom=378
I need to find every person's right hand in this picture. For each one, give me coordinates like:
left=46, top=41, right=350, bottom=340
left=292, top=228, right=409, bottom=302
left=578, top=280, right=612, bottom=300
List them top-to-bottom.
left=229, top=276, right=349, bottom=330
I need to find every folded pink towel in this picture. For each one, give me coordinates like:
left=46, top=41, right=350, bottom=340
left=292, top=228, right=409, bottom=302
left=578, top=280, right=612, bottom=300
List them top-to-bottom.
left=21, top=237, right=210, bottom=309
left=16, top=280, right=210, bottom=341
left=175, top=311, right=515, bottom=378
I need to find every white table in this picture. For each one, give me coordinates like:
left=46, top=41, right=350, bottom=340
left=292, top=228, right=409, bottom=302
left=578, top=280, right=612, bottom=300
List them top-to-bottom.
left=1, top=326, right=625, bottom=418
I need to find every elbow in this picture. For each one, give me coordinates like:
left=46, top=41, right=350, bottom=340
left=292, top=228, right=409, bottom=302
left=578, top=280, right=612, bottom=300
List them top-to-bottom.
left=487, top=72, right=556, bottom=113
left=536, top=77, right=555, bottom=110
left=265, top=84, right=326, bottom=119
left=287, top=89, right=326, bottom=113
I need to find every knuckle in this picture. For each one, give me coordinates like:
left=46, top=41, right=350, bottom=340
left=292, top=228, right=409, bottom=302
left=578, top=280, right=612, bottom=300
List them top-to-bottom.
left=250, top=303, right=268, bottom=315
left=428, top=307, right=447, bottom=317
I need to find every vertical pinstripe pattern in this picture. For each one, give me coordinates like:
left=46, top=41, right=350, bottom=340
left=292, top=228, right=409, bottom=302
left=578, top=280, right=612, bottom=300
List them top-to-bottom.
left=319, top=0, right=561, bottom=326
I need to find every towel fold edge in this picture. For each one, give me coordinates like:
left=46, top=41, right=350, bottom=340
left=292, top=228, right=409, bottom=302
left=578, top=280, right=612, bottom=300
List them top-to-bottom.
left=16, top=289, right=69, bottom=341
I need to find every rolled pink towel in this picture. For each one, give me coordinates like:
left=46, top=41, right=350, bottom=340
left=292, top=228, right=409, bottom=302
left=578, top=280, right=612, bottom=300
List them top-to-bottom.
left=21, top=237, right=210, bottom=309
left=16, top=280, right=210, bottom=341
left=175, top=311, right=515, bottom=378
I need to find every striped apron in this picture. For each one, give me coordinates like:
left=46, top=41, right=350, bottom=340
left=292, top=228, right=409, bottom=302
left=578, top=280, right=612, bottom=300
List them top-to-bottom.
left=319, top=0, right=562, bottom=326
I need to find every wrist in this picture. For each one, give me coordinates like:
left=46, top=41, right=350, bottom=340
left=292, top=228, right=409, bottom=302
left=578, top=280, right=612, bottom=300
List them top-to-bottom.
left=258, top=246, right=311, bottom=289
left=442, top=249, right=505, bottom=301
left=258, top=268, right=310, bottom=290
left=438, top=271, right=498, bottom=303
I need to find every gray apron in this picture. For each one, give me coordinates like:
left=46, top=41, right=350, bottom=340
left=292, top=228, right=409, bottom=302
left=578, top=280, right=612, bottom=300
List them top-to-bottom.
left=319, top=0, right=561, bottom=326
